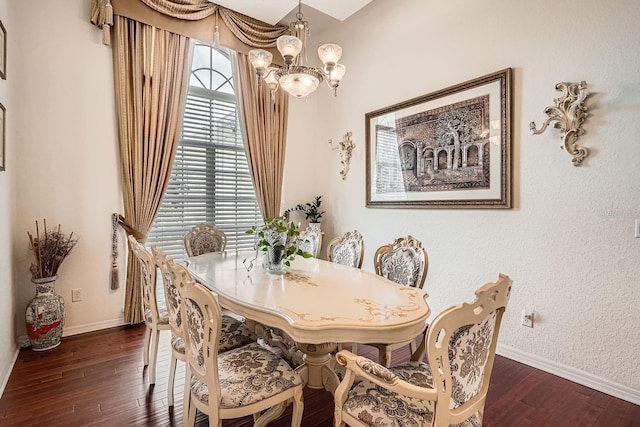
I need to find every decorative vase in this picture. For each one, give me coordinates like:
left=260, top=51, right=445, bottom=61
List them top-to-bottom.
left=309, top=222, right=321, bottom=232
left=264, top=229, right=287, bottom=274
left=25, top=276, right=65, bottom=351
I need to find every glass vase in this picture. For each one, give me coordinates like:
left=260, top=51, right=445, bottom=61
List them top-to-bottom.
left=264, top=229, right=287, bottom=274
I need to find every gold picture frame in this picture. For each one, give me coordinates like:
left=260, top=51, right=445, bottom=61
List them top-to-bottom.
left=0, top=20, right=5, bottom=80
left=366, top=68, right=512, bottom=209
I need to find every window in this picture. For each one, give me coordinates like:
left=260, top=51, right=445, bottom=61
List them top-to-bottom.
left=147, top=43, right=262, bottom=260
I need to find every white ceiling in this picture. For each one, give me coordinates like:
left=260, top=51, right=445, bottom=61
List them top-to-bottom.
left=211, top=0, right=373, bottom=25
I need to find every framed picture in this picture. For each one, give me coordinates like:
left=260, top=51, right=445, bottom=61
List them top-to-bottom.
left=0, top=20, right=5, bottom=80
left=366, top=68, right=512, bottom=208
left=0, top=102, right=4, bottom=171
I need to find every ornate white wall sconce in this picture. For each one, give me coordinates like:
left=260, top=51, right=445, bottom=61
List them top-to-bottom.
left=530, top=81, right=590, bottom=166
left=328, top=131, right=355, bottom=180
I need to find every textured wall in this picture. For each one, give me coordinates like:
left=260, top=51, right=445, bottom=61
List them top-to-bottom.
left=283, top=0, right=640, bottom=393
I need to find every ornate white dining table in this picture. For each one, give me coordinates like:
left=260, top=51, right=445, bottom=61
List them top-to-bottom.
left=187, top=251, right=430, bottom=391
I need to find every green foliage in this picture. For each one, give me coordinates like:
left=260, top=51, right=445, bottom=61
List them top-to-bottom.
left=284, top=195, right=325, bottom=223
left=245, top=216, right=313, bottom=266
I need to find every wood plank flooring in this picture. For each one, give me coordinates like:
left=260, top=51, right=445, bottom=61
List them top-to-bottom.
left=1, top=324, right=638, bottom=426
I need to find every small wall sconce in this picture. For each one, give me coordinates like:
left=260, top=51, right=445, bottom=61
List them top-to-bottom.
left=530, top=81, right=590, bottom=166
left=328, top=131, right=355, bottom=180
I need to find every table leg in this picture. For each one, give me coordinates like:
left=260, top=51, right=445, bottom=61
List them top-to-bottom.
left=296, top=342, right=339, bottom=391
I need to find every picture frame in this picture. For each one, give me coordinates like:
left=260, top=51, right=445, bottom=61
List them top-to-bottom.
left=0, top=19, right=5, bottom=80
left=366, top=68, right=512, bottom=209
left=0, top=102, right=4, bottom=171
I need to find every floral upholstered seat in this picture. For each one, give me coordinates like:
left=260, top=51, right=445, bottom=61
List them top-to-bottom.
left=183, top=223, right=226, bottom=257
left=327, top=230, right=364, bottom=268
left=369, top=235, right=429, bottom=366
left=128, top=236, right=170, bottom=386
left=152, top=247, right=257, bottom=407
left=169, top=261, right=304, bottom=427
left=334, top=274, right=512, bottom=427
left=189, top=342, right=304, bottom=408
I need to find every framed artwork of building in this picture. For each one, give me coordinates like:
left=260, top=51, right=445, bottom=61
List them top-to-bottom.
left=366, top=68, right=512, bottom=209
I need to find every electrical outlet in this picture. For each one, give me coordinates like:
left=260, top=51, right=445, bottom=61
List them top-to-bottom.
left=72, top=288, right=83, bottom=302
left=521, top=309, right=534, bottom=328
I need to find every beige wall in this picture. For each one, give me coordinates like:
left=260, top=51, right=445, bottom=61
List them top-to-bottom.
left=2, top=0, right=639, bottom=403
left=10, top=0, right=125, bottom=348
left=284, top=0, right=640, bottom=401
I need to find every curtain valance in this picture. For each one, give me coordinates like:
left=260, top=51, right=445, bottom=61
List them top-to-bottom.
left=91, top=0, right=288, bottom=58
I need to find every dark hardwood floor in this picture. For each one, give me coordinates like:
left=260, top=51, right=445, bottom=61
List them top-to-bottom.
left=1, top=324, right=638, bottom=426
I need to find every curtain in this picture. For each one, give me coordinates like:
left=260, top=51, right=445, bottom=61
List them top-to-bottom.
left=91, top=0, right=290, bottom=321
left=91, top=0, right=287, bottom=61
left=112, top=16, right=191, bottom=323
left=232, top=52, right=289, bottom=220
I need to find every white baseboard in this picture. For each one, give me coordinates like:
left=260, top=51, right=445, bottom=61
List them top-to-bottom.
left=62, top=316, right=127, bottom=337
left=497, top=344, right=640, bottom=405
left=0, top=347, right=20, bottom=399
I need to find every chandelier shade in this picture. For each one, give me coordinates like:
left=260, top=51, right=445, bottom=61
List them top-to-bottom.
left=248, top=1, right=346, bottom=98
left=277, top=36, right=303, bottom=64
left=318, top=44, right=342, bottom=67
left=277, top=66, right=322, bottom=98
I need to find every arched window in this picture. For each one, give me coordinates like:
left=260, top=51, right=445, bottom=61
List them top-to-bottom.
left=147, top=43, right=262, bottom=259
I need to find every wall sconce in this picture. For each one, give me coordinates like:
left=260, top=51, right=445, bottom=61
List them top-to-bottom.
left=530, top=81, right=590, bottom=166
left=328, top=131, right=355, bottom=180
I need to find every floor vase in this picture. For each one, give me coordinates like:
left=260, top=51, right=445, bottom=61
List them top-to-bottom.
left=25, top=276, right=65, bottom=351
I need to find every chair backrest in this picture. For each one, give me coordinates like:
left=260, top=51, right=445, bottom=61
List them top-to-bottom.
left=184, top=223, right=227, bottom=257
left=297, top=224, right=322, bottom=258
left=327, top=230, right=364, bottom=268
left=128, top=235, right=160, bottom=325
left=373, top=235, right=428, bottom=289
left=151, top=246, right=182, bottom=338
left=169, top=261, right=223, bottom=402
left=421, top=274, right=512, bottom=425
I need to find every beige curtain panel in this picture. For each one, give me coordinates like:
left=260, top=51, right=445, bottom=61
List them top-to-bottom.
left=112, top=16, right=191, bottom=324
left=233, top=52, right=289, bottom=220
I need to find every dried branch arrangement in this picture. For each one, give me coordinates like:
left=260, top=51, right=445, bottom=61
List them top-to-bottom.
left=27, top=219, right=78, bottom=279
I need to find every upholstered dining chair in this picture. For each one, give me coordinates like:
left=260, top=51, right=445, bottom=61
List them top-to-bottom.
left=184, top=223, right=227, bottom=257
left=297, top=224, right=322, bottom=258
left=327, top=230, right=364, bottom=268
left=327, top=230, right=365, bottom=353
left=128, top=235, right=170, bottom=385
left=369, top=235, right=429, bottom=366
left=151, top=247, right=258, bottom=407
left=169, top=261, right=304, bottom=427
left=334, top=274, right=512, bottom=427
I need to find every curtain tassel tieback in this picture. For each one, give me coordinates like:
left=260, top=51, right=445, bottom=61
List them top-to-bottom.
left=90, top=0, right=113, bottom=45
left=102, top=0, right=113, bottom=45
left=110, top=213, right=145, bottom=290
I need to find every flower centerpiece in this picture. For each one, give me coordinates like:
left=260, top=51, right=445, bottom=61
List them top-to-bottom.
left=284, top=195, right=325, bottom=225
left=246, top=216, right=312, bottom=273
left=25, top=219, right=78, bottom=351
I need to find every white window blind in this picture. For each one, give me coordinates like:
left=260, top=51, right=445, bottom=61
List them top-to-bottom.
left=147, top=44, right=262, bottom=261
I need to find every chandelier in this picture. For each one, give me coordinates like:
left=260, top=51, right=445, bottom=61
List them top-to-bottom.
left=248, top=1, right=346, bottom=99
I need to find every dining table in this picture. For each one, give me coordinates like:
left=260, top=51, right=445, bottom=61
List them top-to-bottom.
left=187, top=251, right=430, bottom=391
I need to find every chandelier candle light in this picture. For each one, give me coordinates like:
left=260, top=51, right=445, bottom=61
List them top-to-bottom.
left=248, top=1, right=346, bottom=98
